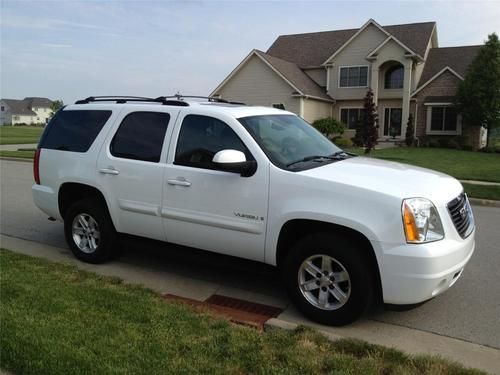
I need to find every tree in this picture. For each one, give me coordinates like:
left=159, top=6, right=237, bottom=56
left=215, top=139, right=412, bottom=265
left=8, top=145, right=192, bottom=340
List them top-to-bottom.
left=456, top=33, right=500, bottom=148
left=354, top=88, right=378, bottom=154
left=50, top=100, right=64, bottom=118
left=405, top=114, right=415, bottom=147
left=312, top=117, right=345, bottom=139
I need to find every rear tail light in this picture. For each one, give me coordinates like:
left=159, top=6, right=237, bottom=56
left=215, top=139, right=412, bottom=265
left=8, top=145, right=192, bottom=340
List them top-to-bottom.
left=34, top=148, right=41, bottom=184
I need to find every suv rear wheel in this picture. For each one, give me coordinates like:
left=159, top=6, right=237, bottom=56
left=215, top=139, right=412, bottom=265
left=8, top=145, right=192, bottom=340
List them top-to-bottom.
left=64, top=198, right=117, bottom=263
left=283, top=233, right=373, bottom=326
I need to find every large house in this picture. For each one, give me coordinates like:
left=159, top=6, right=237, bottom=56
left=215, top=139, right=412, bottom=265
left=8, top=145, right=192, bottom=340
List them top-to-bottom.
left=211, top=19, right=485, bottom=148
left=0, top=97, right=53, bottom=126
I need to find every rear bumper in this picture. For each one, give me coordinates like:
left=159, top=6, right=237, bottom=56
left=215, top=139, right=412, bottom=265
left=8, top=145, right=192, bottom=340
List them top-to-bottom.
left=32, top=184, right=61, bottom=220
left=377, top=230, right=475, bottom=304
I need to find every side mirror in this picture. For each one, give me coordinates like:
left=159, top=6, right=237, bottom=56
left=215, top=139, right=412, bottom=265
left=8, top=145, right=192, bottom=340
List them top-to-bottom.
left=212, top=149, right=257, bottom=177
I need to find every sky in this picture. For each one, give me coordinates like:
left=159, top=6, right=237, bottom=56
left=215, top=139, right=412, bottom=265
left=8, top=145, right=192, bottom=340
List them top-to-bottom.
left=1, top=0, right=499, bottom=104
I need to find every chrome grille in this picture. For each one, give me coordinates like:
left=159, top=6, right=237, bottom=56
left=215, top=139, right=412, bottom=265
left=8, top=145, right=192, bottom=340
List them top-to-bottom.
left=447, top=193, right=474, bottom=238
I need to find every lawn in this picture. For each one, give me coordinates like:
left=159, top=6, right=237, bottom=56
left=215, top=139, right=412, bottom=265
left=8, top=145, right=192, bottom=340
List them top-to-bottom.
left=0, top=126, right=44, bottom=145
left=347, top=147, right=500, bottom=183
left=0, top=150, right=36, bottom=159
left=462, top=183, right=500, bottom=201
left=0, top=249, right=483, bottom=375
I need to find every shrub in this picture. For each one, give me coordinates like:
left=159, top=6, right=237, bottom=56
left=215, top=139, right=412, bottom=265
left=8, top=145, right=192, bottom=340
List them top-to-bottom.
left=405, top=114, right=415, bottom=146
left=312, top=117, right=345, bottom=139
left=335, top=138, right=353, bottom=148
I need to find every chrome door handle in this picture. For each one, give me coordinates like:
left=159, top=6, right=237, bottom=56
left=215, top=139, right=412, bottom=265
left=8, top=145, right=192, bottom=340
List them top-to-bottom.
left=99, top=168, right=120, bottom=175
left=167, top=178, right=191, bottom=187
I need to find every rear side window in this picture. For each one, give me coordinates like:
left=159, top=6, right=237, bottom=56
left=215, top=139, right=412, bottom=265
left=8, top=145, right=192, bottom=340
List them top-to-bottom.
left=40, top=110, right=111, bottom=152
left=110, top=112, right=170, bottom=163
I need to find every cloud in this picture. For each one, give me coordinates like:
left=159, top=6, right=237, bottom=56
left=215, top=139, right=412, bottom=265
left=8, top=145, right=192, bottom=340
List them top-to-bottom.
left=40, top=43, right=72, bottom=48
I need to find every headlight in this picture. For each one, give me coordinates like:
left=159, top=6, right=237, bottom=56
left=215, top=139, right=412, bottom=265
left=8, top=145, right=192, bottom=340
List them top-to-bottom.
left=402, top=198, right=444, bottom=243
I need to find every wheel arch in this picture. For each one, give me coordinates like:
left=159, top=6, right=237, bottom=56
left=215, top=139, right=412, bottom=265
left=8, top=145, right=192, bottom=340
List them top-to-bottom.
left=276, top=219, right=383, bottom=303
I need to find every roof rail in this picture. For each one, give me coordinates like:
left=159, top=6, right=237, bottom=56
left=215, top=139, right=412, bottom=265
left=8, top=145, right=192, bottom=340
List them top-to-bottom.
left=158, top=95, right=246, bottom=105
left=74, top=96, right=189, bottom=106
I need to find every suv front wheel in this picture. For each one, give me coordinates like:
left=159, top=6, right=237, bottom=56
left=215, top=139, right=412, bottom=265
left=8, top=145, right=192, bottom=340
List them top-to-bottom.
left=64, top=198, right=117, bottom=263
left=283, top=233, right=373, bottom=326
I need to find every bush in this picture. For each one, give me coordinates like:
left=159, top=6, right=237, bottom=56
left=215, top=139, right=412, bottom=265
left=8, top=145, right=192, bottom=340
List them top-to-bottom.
left=405, top=114, right=415, bottom=146
left=312, top=117, right=345, bottom=139
left=335, top=138, right=353, bottom=148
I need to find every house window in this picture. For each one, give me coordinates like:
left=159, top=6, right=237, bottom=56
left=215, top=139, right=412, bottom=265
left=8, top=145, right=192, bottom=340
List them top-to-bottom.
left=384, top=65, right=404, bottom=89
left=339, top=66, right=368, bottom=87
left=272, top=103, right=285, bottom=110
left=1, top=106, right=4, bottom=111
left=427, top=106, right=460, bottom=134
left=340, top=108, right=363, bottom=129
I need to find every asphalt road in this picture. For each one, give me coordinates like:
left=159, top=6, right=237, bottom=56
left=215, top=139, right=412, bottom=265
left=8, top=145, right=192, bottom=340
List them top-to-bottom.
left=1, top=159, right=499, bottom=349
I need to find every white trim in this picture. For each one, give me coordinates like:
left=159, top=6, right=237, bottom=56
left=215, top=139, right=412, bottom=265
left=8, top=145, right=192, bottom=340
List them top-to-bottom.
left=322, top=19, right=391, bottom=65
left=366, top=36, right=422, bottom=60
left=210, top=49, right=304, bottom=97
left=326, top=65, right=331, bottom=93
left=338, top=65, right=369, bottom=88
left=412, top=66, right=464, bottom=96
left=291, top=93, right=334, bottom=103
left=299, top=98, right=304, bottom=118
left=424, top=102, right=453, bottom=106
left=425, top=105, right=462, bottom=135
left=339, top=106, right=364, bottom=130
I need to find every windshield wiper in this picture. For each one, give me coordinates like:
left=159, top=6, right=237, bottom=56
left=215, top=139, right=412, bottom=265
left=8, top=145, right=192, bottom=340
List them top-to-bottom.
left=286, top=151, right=350, bottom=168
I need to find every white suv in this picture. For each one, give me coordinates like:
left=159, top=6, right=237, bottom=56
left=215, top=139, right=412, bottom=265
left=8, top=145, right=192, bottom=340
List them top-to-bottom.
left=32, top=96, right=475, bottom=325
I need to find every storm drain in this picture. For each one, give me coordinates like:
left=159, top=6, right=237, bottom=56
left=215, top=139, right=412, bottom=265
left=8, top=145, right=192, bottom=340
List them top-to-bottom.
left=162, top=293, right=283, bottom=330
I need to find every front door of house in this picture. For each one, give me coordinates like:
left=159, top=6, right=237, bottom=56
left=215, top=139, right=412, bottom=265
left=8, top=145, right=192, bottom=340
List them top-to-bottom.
left=383, top=108, right=402, bottom=137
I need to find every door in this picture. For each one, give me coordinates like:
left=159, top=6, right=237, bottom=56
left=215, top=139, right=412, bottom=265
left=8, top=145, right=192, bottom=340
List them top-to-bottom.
left=383, top=108, right=402, bottom=137
left=97, top=109, right=178, bottom=241
left=162, top=113, right=269, bottom=262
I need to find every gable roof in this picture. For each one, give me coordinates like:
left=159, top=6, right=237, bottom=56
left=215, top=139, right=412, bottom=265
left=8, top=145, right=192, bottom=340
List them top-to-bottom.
left=267, top=21, right=435, bottom=67
left=416, top=45, right=481, bottom=89
left=211, top=50, right=333, bottom=101
left=24, top=97, right=52, bottom=108
left=1, top=99, right=37, bottom=116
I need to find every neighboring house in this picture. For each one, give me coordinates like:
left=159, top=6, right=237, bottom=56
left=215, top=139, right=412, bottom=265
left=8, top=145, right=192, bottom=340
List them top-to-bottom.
left=211, top=19, right=483, bottom=148
left=0, top=97, right=53, bottom=126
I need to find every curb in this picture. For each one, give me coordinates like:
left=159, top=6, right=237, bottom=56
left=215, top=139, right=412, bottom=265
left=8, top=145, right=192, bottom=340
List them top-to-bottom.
left=0, top=157, right=33, bottom=163
left=469, top=197, right=500, bottom=208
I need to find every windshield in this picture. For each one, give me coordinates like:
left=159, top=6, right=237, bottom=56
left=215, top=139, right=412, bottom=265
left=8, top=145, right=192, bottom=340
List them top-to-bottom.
left=238, top=114, right=344, bottom=171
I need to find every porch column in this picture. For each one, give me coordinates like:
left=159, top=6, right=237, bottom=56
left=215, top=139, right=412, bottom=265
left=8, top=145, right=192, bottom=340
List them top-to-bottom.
left=401, top=60, right=413, bottom=139
left=370, top=62, right=379, bottom=103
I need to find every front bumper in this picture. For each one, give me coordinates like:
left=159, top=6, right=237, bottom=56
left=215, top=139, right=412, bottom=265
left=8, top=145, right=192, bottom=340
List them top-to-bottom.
left=376, top=229, right=475, bottom=304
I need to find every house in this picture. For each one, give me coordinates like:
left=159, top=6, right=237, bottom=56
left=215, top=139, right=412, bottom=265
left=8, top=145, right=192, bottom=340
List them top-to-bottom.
left=211, top=19, right=484, bottom=148
left=0, top=97, right=53, bottom=126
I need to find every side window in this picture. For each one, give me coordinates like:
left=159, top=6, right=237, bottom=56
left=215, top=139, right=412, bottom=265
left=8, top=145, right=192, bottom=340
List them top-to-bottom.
left=40, top=110, right=112, bottom=152
left=110, top=112, right=170, bottom=163
left=175, top=114, right=250, bottom=170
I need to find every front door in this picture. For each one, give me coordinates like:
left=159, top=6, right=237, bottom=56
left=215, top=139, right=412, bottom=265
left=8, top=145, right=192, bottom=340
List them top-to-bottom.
left=383, top=108, right=402, bottom=137
left=162, top=113, right=269, bottom=262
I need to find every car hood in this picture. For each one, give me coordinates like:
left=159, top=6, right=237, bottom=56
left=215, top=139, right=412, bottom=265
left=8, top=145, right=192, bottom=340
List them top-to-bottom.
left=299, top=156, right=463, bottom=204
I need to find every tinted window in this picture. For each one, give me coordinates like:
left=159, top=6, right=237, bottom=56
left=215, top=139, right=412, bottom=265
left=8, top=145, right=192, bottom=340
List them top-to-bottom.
left=40, top=110, right=111, bottom=152
left=111, top=112, right=170, bottom=162
left=175, top=114, right=250, bottom=170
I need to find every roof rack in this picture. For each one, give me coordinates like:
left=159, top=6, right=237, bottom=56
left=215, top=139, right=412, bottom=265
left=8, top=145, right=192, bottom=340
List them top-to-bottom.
left=158, top=95, right=246, bottom=105
left=74, top=96, right=189, bottom=106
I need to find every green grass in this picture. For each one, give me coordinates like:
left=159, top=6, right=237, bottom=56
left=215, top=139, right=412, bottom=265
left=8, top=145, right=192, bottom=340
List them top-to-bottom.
left=0, top=126, right=44, bottom=145
left=346, top=147, right=500, bottom=183
left=0, top=150, right=36, bottom=159
left=462, top=183, right=500, bottom=201
left=0, top=249, right=483, bottom=375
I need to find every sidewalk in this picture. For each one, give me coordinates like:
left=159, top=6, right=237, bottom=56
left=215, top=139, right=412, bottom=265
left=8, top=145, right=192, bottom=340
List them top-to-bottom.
left=0, top=143, right=37, bottom=151
left=1, top=234, right=499, bottom=374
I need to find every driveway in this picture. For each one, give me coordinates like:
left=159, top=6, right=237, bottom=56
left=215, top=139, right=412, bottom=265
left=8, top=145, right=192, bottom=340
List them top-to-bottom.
left=1, top=159, right=499, bottom=370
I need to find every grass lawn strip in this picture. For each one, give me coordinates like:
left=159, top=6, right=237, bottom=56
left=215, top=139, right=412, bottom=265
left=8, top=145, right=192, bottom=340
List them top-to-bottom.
left=0, top=126, right=44, bottom=145
left=0, top=150, right=36, bottom=159
left=462, top=183, right=500, bottom=201
left=0, top=249, right=484, bottom=375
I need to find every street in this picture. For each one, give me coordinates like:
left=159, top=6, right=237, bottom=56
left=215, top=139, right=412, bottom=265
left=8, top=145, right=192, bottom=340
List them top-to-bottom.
left=1, top=159, right=499, bottom=351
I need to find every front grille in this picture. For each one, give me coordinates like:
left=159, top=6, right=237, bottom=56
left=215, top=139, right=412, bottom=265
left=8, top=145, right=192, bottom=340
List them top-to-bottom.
left=447, top=192, right=474, bottom=238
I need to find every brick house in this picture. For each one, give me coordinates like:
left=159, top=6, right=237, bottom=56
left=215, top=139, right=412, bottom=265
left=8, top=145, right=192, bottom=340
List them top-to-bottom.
left=211, top=19, right=484, bottom=148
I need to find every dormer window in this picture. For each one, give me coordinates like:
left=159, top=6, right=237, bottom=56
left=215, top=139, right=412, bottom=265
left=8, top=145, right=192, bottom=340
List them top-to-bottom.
left=384, top=65, right=404, bottom=89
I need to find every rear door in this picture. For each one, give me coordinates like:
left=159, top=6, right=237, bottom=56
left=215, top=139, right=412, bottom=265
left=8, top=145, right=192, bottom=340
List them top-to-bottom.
left=97, top=107, right=179, bottom=241
left=161, top=112, right=269, bottom=262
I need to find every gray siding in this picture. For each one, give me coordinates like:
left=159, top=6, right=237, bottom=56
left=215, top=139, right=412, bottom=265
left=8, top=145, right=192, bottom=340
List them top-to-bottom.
left=215, top=55, right=300, bottom=115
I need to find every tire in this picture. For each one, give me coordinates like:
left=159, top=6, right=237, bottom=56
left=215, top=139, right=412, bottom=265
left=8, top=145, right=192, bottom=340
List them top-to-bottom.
left=64, top=198, right=117, bottom=264
left=283, top=232, right=374, bottom=326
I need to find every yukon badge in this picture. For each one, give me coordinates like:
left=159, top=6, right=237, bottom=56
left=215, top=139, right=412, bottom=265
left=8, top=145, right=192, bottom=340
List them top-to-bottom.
left=234, top=212, right=264, bottom=221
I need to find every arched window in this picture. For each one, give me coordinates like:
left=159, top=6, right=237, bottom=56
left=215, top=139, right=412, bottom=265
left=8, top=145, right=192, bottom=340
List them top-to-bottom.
left=384, top=65, right=404, bottom=89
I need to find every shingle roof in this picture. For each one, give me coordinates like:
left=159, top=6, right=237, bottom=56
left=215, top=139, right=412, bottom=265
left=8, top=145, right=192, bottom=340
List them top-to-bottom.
left=266, top=21, right=436, bottom=67
left=417, top=46, right=481, bottom=88
left=254, top=50, right=333, bottom=101
left=24, top=97, right=53, bottom=108
left=1, top=99, right=37, bottom=116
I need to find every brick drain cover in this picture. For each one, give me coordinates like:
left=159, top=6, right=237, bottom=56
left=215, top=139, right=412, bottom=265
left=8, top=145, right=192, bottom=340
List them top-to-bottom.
left=163, top=293, right=283, bottom=330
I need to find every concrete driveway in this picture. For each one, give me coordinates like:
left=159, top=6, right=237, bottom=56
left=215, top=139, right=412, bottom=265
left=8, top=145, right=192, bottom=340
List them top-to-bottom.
left=1, top=159, right=499, bottom=372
